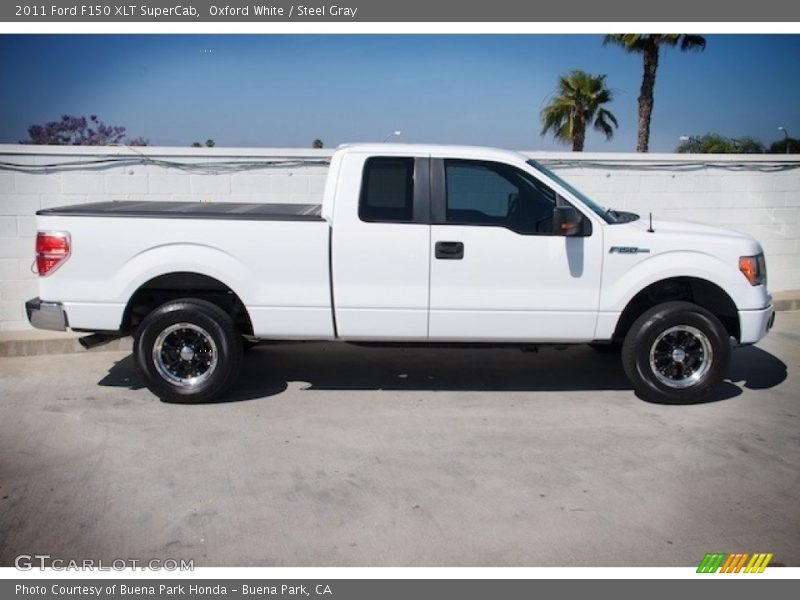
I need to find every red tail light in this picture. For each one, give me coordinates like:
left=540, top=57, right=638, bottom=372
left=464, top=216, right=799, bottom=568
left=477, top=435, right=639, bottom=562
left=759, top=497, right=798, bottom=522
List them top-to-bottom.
left=35, top=231, right=71, bottom=276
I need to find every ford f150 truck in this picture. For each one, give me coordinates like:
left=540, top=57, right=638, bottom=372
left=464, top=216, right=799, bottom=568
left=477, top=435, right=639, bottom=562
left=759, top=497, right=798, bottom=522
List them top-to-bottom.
left=26, top=144, right=774, bottom=404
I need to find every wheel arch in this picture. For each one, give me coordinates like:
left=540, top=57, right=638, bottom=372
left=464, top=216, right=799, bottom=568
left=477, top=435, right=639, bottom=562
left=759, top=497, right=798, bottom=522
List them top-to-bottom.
left=122, top=271, right=253, bottom=336
left=612, top=276, right=740, bottom=343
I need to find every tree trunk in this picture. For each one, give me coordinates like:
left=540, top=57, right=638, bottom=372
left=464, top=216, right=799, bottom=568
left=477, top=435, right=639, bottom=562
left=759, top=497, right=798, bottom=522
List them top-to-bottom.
left=637, top=39, right=660, bottom=153
left=572, top=111, right=586, bottom=152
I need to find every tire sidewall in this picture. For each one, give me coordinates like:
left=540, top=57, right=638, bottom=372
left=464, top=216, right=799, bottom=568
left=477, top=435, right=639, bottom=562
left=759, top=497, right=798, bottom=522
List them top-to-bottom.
left=134, top=299, right=242, bottom=403
left=623, top=302, right=731, bottom=403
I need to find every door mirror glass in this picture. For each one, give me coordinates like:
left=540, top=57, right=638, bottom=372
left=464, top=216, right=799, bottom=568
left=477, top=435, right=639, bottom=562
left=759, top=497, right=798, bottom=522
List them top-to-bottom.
left=553, top=206, right=582, bottom=236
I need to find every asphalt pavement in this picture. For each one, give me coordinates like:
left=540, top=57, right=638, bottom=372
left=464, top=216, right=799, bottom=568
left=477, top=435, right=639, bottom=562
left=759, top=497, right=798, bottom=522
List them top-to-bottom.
left=1, top=313, right=798, bottom=567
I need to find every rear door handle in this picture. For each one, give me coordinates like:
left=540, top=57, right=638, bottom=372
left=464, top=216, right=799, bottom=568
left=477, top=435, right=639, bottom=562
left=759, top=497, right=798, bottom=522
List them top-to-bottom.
left=435, top=241, right=464, bottom=260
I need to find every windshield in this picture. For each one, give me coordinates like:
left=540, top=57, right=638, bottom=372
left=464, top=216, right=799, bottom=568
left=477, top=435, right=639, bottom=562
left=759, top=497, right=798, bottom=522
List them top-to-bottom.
left=527, top=159, right=617, bottom=224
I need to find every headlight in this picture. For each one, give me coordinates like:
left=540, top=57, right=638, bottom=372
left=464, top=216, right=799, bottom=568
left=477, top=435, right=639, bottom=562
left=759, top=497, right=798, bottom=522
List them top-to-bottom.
left=739, top=253, right=766, bottom=286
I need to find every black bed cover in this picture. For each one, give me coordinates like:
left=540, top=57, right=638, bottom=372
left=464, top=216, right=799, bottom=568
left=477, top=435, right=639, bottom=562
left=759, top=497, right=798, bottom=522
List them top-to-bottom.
left=37, top=200, right=324, bottom=221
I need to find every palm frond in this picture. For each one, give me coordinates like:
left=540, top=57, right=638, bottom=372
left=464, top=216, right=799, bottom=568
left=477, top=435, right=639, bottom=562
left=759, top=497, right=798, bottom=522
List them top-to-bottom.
left=604, top=33, right=705, bottom=53
left=603, top=34, right=647, bottom=52
left=680, top=34, right=707, bottom=51
left=593, top=108, right=619, bottom=140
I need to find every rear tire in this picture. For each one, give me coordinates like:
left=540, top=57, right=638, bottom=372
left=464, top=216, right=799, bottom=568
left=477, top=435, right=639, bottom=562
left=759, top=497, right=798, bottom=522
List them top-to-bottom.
left=134, top=298, right=243, bottom=403
left=621, top=301, right=731, bottom=404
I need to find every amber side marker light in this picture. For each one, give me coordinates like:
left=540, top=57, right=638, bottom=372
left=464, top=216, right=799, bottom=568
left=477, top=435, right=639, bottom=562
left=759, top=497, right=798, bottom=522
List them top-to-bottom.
left=739, top=254, right=765, bottom=286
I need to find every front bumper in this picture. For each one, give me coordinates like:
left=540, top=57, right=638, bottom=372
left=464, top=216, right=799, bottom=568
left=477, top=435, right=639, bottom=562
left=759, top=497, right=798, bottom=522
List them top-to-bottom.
left=25, top=297, right=67, bottom=331
left=739, top=304, right=775, bottom=345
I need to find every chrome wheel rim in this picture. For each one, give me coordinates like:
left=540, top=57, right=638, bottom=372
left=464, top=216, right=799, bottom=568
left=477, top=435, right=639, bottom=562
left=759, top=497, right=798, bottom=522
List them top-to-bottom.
left=153, top=323, right=218, bottom=387
left=649, top=325, right=713, bottom=389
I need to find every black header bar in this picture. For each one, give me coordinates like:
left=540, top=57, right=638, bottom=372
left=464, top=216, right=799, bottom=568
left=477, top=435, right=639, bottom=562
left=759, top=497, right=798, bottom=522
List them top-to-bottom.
left=4, top=0, right=800, bottom=22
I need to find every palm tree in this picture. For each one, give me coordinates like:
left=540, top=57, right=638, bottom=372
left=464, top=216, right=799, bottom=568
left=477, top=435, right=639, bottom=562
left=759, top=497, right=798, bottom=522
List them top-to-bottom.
left=605, top=34, right=706, bottom=153
left=540, top=70, right=618, bottom=152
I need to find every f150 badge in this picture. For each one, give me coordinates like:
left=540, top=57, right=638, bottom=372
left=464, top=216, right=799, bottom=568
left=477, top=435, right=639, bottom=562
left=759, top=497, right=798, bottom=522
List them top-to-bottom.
left=609, top=246, right=650, bottom=254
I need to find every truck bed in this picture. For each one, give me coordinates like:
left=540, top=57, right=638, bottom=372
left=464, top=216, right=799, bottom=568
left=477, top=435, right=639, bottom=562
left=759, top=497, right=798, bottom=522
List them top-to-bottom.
left=38, top=200, right=323, bottom=221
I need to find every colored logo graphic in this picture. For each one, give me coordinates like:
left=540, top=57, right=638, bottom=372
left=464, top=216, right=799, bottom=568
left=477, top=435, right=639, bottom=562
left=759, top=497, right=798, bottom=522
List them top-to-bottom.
left=697, top=552, right=773, bottom=573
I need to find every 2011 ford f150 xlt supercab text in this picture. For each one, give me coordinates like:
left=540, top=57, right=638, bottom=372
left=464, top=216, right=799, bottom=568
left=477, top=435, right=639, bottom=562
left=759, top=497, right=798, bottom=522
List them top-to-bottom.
left=26, top=144, right=774, bottom=403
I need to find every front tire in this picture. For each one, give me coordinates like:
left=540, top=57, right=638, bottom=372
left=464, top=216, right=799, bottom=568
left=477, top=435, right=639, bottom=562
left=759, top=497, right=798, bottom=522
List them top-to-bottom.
left=134, top=298, right=243, bottom=403
left=621, top=301, right=731, bottom=404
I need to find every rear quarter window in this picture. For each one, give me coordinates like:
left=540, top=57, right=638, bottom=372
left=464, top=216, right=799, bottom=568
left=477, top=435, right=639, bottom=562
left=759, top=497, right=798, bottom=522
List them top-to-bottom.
left=359, top=157, right=414, bottom=223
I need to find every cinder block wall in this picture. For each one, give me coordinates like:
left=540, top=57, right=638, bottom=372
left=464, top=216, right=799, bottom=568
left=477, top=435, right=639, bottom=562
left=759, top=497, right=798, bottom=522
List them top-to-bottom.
left=1, top=145, right=798, bottom=331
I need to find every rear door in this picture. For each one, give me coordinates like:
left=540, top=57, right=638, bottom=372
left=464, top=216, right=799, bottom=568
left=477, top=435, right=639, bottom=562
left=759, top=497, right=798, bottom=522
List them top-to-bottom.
left=331, top=153, right=431, bottom=340
left=428, top=158, right=603, bottom=342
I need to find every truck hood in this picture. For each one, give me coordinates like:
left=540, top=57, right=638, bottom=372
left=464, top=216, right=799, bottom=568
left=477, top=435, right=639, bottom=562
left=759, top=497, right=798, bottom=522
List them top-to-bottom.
left=605, top=216, right=764, bottom=262
left=622, top=216, right=762, bottom=251
left=629, top=217, right=753, bottom=241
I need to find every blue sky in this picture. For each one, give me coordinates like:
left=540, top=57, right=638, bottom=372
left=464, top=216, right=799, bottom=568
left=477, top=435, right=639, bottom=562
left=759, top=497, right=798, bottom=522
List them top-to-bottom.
left=0, top=34, right=798, bottom=152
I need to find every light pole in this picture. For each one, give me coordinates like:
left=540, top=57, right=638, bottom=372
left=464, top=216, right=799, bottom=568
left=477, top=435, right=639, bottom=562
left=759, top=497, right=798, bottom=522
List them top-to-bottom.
left=778, top=126, right=790, bottom=154
left=382, top=130, right=402, bottom=143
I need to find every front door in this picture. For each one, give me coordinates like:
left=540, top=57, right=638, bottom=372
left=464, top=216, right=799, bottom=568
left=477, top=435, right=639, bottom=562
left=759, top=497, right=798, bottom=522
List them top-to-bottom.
left=429, top=158, right=603, bottom=342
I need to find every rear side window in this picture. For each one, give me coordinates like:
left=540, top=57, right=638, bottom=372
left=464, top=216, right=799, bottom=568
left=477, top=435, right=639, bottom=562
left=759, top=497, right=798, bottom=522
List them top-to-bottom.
left=359, top=157, right=414, bottom=223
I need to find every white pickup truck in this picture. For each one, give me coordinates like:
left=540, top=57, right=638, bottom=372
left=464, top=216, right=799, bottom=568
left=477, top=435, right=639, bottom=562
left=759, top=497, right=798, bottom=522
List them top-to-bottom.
left=26, top=144, right=774, bottom=404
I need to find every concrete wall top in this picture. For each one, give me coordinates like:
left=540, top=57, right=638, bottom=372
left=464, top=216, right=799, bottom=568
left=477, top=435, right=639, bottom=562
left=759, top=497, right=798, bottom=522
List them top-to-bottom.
left=3, top=144, right=800, bottom=165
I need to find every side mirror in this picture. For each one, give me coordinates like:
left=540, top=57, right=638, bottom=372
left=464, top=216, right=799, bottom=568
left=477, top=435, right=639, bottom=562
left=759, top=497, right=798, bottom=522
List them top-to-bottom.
left=553, top=206, right=582, bottom=236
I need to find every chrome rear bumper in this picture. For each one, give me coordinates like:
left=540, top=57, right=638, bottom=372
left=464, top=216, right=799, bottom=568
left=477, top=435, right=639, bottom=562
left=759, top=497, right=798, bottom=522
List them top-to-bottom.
left=25, top=297, right=67, bottom=331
